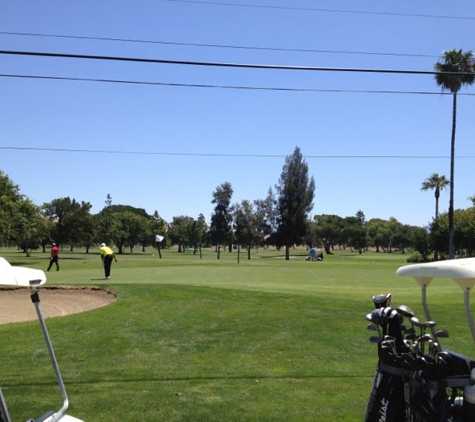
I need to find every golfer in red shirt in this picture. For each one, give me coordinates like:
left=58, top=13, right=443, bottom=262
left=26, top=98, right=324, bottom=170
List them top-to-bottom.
left=46, top=243, right=60, bottom=271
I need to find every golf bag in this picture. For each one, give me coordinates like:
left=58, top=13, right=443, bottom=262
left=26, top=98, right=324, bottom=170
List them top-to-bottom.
left=364, top=301, right=452, bottom=421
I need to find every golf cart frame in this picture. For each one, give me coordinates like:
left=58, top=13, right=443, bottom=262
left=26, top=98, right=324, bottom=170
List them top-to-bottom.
left=0, top=257, right=83, bottom=422
left=396, top=257, right=475, bottom=353
left=396, top=258, right=475, bottom=406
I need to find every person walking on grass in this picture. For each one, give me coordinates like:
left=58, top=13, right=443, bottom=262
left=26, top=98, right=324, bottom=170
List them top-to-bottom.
left=46, top=243, right=60, bottom=272
left=99, top=243, right=117, bottom=280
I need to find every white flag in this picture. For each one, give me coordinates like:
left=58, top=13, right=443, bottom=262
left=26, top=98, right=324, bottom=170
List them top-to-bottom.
left=155, top=234, right=164, bottom=243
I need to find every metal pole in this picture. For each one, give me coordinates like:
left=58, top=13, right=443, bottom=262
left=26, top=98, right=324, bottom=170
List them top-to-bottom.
left=30, top=289, right=69, bottom=422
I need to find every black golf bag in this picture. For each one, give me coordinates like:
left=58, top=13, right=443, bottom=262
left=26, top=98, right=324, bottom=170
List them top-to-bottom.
left=364, top=304, right=452, bottom=421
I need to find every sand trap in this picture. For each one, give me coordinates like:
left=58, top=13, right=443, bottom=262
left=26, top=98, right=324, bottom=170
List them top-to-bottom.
left=0, top=286, right=116, bottom=324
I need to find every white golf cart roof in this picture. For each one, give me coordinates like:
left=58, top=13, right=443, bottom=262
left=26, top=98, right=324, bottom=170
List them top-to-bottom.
left=0, top=257, right=46, bottom=287
left=396, top=257, right=475, bottom=345
left=396, top=257, right=475, bottom=291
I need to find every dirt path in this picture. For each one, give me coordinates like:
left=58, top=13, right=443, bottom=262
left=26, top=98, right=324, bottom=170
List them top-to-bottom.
left=0, top=286, right=116, bottom=324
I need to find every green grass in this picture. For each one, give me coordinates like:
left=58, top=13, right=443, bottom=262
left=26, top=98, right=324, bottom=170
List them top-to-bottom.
left=1, top=247, right=473, bottom=421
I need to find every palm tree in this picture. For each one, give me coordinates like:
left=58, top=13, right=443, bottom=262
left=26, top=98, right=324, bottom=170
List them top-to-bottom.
left=434, top=49, right=475, bottom=259
left=421, top=173, right=449, bottom=220
left=421, top=173, right=449, bottom=262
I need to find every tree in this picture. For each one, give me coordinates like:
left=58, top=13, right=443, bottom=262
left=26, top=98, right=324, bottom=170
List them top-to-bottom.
left=434, top=49, right=475, bottom=259
left=275, top=147, right=315, bottom=260
left=0, top=170, right=23, bottom=245
left=0, top=171, right=46, bottom=254
left=421, top=173, right=449, bottom=220
left=421, top=173, right=449, bottom=260
left=209, top=182, right=233, bottom=259
left=254, top=188, right=277, bottom=249
left=95, top=194, right=120, bottom=246
left=42, top=197, right=73, bottom=247
left=42, top=197, right=94, bottom=251
left=13, top=199, right=45, bottom=256
left=63, top=199, right=94, bottom=251
left=232, top=200, right=261, bottom=260
left=105, top=204, right=151, bottom=253
left=430, top=208, right=475, bottom=258
left=117, top=211, right=149, bottom=254
left=150, top=211, right=167, bottom=256
left=341, top=212, right=366, bottom=254
left=189, top=214, right=207, bottom=258
left=313, top=214, right=344, bottom=255
left=168, top=215, right=194, bottom=252
left=366, top=218, right=392, bottom=253
left=391, top=222, right=413, bottom=255
left=411, top=226, right=432, bottom=262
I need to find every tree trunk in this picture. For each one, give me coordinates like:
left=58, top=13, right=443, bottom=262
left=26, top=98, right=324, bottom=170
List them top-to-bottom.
left=448, top=92, right=457, bottom=259
left=323, top=241, right=332, bottom=255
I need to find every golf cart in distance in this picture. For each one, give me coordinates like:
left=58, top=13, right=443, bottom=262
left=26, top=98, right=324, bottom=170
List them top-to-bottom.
left=0, top=257, right=84, bottom=422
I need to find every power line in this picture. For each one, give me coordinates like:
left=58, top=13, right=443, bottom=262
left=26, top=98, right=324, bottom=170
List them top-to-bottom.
left=166, top=0, right=475, bottom=21
left=0, top=31, right=438, bottom=59
left=0, top=50, right=465, bottom=75
left=3, top=73, right=474, bottom=96
left=1, top=146, right=472, bottom=159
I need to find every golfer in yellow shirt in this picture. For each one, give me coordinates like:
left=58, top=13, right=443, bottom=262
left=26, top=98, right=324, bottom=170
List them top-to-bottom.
left=100, top=243, right=117, bottom=279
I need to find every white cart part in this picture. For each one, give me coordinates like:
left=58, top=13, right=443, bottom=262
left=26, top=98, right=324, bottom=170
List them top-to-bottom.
left=0, top=257, right=46, bottom=287
left=0, top=257, right=84, bottom=422
left=396, top=258, right=475, bottom=346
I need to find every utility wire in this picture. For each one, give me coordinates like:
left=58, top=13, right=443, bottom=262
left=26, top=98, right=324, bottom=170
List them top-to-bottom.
left=166, top=0, right=475, bottom=21
left=0, top=31, right=438, bottom=59
left=0, top=50, right=467, bottom=75
left=3, top=73, right=474, bottom=96
left=0, top=146, right=472, bottom=159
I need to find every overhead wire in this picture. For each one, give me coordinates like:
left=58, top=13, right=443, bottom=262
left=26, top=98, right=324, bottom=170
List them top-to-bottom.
left=165, top=0, right=475, bottom=21
left=1, top=3, right=473, bottom=174
left=0, top=31, right=439, bottom=59
left=0, top=50, right=468, bottom=76
left=3, top=73, right=475, bottom=96
left=1, top=146, right=472, bottom=159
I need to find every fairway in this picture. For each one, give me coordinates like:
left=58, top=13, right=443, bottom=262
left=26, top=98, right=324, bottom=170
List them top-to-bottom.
left=1, top=247, right=473, bottom=421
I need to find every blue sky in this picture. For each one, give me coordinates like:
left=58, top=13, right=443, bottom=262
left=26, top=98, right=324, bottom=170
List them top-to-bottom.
left=1, top=1, right=475, bottom=227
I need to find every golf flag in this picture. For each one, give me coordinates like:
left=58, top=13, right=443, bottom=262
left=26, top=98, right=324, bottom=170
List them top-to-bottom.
left=155, top=234, right=164, bottom=243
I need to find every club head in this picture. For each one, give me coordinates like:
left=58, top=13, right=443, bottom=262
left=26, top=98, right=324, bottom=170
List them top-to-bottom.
left=373, top=293, right=392, bottom=309
left=396, top=304, right=415, bottom=318
left=366, top=309, right=387, bottom=326
left=365, top=313, right=374, bottom=323
left=411, top=317, right=436, bottom=329
left=366, top=323, right=379, bottom=332
left=435, top=329, right=449, bottom=338
left=417, top=333, right=432, bottom=343
left=369, top=336, right=381, bottom=344
left=381, top=339, right=397, bottom=355
left=435, top=351, right=451, bottom=364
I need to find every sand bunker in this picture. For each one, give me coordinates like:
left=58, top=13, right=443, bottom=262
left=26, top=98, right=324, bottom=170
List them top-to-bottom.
left=0, top=286, right=116, bottom=324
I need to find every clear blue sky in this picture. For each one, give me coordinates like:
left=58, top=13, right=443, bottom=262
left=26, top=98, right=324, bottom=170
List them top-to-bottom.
left=1, top=1, right=475, bottom=227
